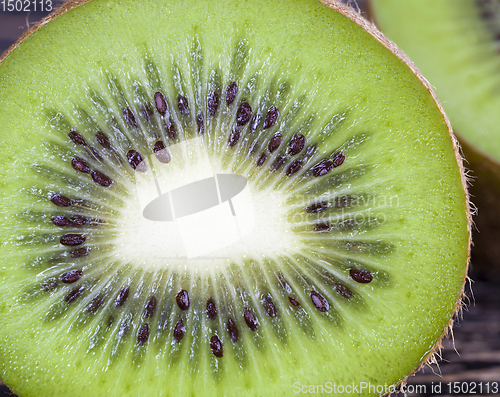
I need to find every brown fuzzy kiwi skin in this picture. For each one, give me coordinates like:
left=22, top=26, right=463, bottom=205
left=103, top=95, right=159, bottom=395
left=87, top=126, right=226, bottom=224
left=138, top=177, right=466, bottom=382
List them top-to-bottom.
left=0, top=0, right=471, bottom=394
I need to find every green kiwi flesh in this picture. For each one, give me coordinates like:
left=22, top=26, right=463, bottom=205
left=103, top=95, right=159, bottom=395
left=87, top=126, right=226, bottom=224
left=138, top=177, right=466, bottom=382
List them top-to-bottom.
left=0, top=0, right=469, bottom=396
left=369, top=0, right=500, bottom=267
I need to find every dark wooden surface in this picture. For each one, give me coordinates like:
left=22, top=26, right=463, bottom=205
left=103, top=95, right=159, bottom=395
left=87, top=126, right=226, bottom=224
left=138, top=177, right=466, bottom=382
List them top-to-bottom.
left=1, top=2, right=499, bottom=396
left=0, top=8, right=54, bottom=56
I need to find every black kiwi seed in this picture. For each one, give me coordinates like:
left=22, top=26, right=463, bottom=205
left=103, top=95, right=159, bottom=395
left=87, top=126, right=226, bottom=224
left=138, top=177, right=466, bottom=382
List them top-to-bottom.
left=480, top=8, right=493, bottom=20
left=226, top=81, right=237, bottom=106
left=207, top=91, right=219, bottom=116
left=154, top=92, right=168, bottom=115
left=177, top=95, right=189, bottom=115
left=236, top=102, right=252, bottom=125
left=263, top=105, right=279, bottom=129
left=123, top=108, right=137, bottom=127
left=197, top=113, right=205, bottom=134
left=228, top=127, right=240, bottom=147
left=68, top=130, right=86, bottom=146
left=96, top=131, right=111, bottom=149
left=268, top=133, right=282, bottom=153
left=288, top=133, right=306, bottom=156
left=153, top=140, right=166, bottom=153
left=126, top=150, right=146, bottom=171
left=332, top=151, right=346, bottom=167
left=256, top=153, right=267, bottom=167
left=271, top=155, right=286, bottom=171
left=71, top=157, right=90, bottom=174
left=285, top=159, right=303, bottom=177
left=312, top=159, right=333, bottom=177
left=91, top=171, right=113, bottom=187
left=51, top=194, right=72, bottom=207
left=334, top=195, right=352, bottom=208
left=306, top=201, right=328, bottom=213
left=52, top=216, right=70, bottom=227
left=313, top=222, right=331, bottom=232
left=60, top=234, right=86, bottom=246
left=70, top=247, right=89, bottom=258
left=61, top=269, right=83, bottom=284
left=349, top=269, right=373, bottom=284
left=336, top=284, right=353, bottom=299
left=65, top=286, right=85, bottom=304
left=115, top=286, right=130, bottom=307
left=175, top=290, right=190, bottom=310
left=310, top=291, right=329, bottom=312
left=86, top=295, right=104, bottom=314
left=143, top=295, right=157, bottom=318
left=262, top=295, right=277, bottom=318
left=288, top=296, right=300, bottom=306
left=206, top=298, right=217, bottom=320
left=243, top=308, right=258, bottom=331
left=173, top=318, right=186, bottom=342
left=227, top=318, right=239, bottom=342
left=137, top=323, right=149, bottom=346
left=210, top=335, right=223, bottom=358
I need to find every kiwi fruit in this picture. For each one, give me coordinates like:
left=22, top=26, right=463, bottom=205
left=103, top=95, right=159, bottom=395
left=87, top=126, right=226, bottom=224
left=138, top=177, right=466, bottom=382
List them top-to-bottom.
left=0, top=0, right=470, bottom=396
left=369, top=0, right=500, bottom=269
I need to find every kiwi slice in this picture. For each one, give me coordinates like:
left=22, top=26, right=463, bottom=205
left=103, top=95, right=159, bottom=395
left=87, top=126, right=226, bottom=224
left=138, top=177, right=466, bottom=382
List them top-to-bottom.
left=0, top=0, right=470, bottom=395
left=369, top=0, right=500, bottom=268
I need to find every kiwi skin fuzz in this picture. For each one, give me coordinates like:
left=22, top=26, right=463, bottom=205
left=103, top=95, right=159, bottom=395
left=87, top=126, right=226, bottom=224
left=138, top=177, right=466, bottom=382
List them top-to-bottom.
left=0, top=0, right=471, bottom=394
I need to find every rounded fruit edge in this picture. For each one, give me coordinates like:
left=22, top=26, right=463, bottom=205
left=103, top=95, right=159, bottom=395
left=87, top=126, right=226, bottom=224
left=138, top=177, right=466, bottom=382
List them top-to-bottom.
left=0, top=0, right=472, bottom=393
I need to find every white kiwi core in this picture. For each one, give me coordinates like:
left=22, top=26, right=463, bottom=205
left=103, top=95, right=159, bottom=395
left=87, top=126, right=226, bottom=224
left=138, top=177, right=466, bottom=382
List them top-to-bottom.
left=115, top=137, right=296, bottom=270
